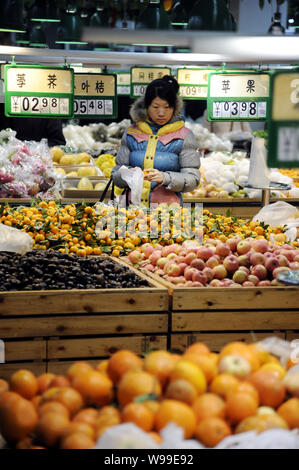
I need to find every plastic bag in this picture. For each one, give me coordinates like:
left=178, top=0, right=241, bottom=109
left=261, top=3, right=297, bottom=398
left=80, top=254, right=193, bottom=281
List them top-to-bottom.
left=247, top=136, right=270, bottom=188
left=119, top=165, right=144, bottom=205
left=253, top=201, right=298, bottom=226
left=0, top=223, right=33, bottom=254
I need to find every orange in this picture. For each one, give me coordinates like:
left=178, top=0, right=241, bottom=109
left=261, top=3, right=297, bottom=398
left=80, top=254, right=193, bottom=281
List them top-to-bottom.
left=184, top=342, right=210, bottom=356
left=219, top=342, right=260, bottom=372
left=249, top=343, right=280, bottom=366
left=107, top=349, right=143, bottom=384
left=144, top=350, right=176, bottom=388
left=183, top=353, right=218, bottom=384
left=169, top=359, right=207, bottom=395
left=96, top=360, right=109, bottom=375
left=67, top=361, right=94, bottom=382
left=259, top=362, right=286, bottom=379
left=10, top=369, right=38, bottom=400
left=72, top=370, right=113, bottom=407
left=117, top=370, right=162, bottom=407
left=248, top=370, right=286, bottom=408
left=36, top=373, right=56, bottom=394
left=209, top=373, right=240, bottom=399
left=49, top=375, right=71, bottom=388
left=0, top=379, right=9, bottom=397
left=165, top=379, right=198, bottom=405
left=233, top=381, right=259, bottom=405
left=40, top=386, right=83, bottom=417
left=226, top=391, right=258, bottom=425
left=0, top=392, right=39, bottom=443
left=192, top=393, right=226, bottom=423
left=31, top=395, right=42, bottom=410
left=277, top=398, right=299, bottom=429
left=143, top=399, right=161, bottom=415
left=154, top=399, right=197, bottom=439
left=38, top=400, right=70, bottom=419
left=121, top=402, right=154, bottom=432
left=95, top=406, right=121, bottom=431
left=72, top=407, right=99, bottom=428
left=35, top=411, right=70, bottom=447
left=235, top=413, right=288, bottom=434
left=194, top=417, right=231, bottom=447
left=61, top=421, right=96, bottom=440
left=147, top=431, right=163, bottom=444
left=60, top=432, right=95, bottom=449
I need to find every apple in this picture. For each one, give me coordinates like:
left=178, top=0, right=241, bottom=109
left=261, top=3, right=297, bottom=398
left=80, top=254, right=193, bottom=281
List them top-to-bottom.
left=226, top=236, right=242, bottom=252
left=252, top=239, right=269, bottom=253
left=237, top=240, right=251, bottom=255
left=215, top=242, right=231, bottom=258
left=140, top=243, right=154, bottom=258
left=197, top=246, right=215, bottom=261
left=128, top=250, right=144, bottom=264
left=149, top=250, right=162, bottom=266
left=184, top=252, right=197, bottom=265
left=250, top=252, right=265, bottom=266
left=238, top=253, right=251, bottom=268
left=277, top=254, right=289, bottom=267
left=294, top=254, right=299, bottom=263
left=205, top=255, right=220, bottom=269
left=223, top=255, right=239, bottom=273
left=265, top=256, right=280, bottom=273
left=156, top=257, right=169, bottom=268
left=190, top=258, right=205, bottom=271
left=178, top=262, right=188, bottom=275
left=289, top=262, right=299, bottom=270
left=144, top=263, right=155, bottom=271
left=164, top=263, right=181, bottom=277
left=213, top=264, right=228, bottom=280
left=251, top=264, right=268, bottom=280
left=202, top=266, right=215, bottom=282
left=238, top=266, right=250, bottom=275
left=184, top=267, right=198, bottom=281
left=155, top=268, right=165, bottom=276
left=232, top=269, right=248, bottom=284
left=192, top=270, right=208, bottom=285
left=247, top=274, right=260, bottom=285
left=168, top=276, right=186, bottom=285
left=209, top=279, right=223, bottom=287
left=258, top=280, right=272, bottom=286
left=191, top=281, right=204, bottom=287
left=242, top=281, right=255, bottom=286
left=218, top=354, right=251, bottom=378
left=283, top=372, right=299, bottom=397
left=257, top=406, right=276, bottom=416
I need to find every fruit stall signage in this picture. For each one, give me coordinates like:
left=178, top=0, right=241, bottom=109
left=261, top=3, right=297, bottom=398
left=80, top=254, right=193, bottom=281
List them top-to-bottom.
left=4, top=64, right=74, bottom=118
left=130, top=67, right=171, bottom=98
left=177, top=68, right=211, bottom=99
left=267, top=70, right=299, bottom=168
left=116, top=72, right=131, bottom=96
left=207, top=72, right=270, bottom=121
left=74, top=73, right=117, bottom=119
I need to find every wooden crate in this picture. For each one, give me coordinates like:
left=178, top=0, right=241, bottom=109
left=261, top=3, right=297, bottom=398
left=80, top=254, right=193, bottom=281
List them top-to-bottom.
left=0, top=257, right=169, bottom=378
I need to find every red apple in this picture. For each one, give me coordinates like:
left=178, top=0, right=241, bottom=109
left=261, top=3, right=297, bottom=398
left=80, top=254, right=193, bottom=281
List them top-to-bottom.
left=226, top=236, right=242, bottom=252
left=252, top=239, right=269, bottom=253
left=237, top=240, right=251, bottom=255
left=215, top=242, right=231, bottom=258
left=140, top=243, right=154, bottom=258
left=197, top=246, right=215, bottom=261
left=128, top=250, right=144, bottom=264
left=149, top=250, right=162, bottom=266
left=250, top=251, right=265, bottom=266
left=184, top=252, right=197, bottom=265
left=238, top=253, right=251, bottom=268
left=277, top=254, right=289, bottom=267
left=205, top=255, right=220, bottom=269
left=223, top=255, right=239, bottom=273
left=265, top=256, right=280, bottom=273
left=156, top=257, right=169, bottom=268
left=190, top=258, right=205, bottom=271
left=178, top=262, right=188, bottom=275
left=289, top=262, right=299, bottom=270
left=144, top=263, right=155, bottom=271
left=164, top=263, right=181, bottom=277
left=213, top=264, right=228, bottom=279
left=251, top=264, right=268, bottom=280
left=202, top=266, right=215, bottom=282
left=238, top=266, right=250, bottom=275
left=184, top=267, right=198, bottom=281
left=232, top=269, right=248, bottom=284
left=192, top=270, right=208, bottom=285
left=248, top=274, right=260, bottom=285
left=209, top=279, right=223, bottom=287
left=258, top=280, right=272, bottom=286
left=190, top=281, right=205, bottom=287
left=243, top=281, right=255, bottom=287
left=218, top=354, right=251, bottom=378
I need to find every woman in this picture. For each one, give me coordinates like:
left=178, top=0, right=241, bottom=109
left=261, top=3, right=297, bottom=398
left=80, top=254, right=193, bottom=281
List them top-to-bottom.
left=111, top=75, right=200, bottom=206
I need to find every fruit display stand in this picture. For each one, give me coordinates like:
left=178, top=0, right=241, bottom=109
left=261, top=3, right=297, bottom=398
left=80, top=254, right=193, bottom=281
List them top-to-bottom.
left=0, top=258, right=169, bottom=381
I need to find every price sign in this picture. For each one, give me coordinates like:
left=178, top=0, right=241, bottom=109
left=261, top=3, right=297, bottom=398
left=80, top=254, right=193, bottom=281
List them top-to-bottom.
left=4, top=65, right=74, bottom=118
left=130, top=67, right=171, bottom=98
left=177, top=68, right=211, bottom=100
left=267, top=70, right=299, bottom=168
left=116, top=72, right=131, bottom=96
left=207, top=72, right=270, bottom=121
left=74, top=73, right=117, bottom=119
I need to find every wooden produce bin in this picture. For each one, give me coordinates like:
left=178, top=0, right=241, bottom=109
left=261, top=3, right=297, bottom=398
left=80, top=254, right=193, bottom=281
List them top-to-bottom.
left=0, top=260, right=169, bottom=380
left=133, top=269, right=299, bottom=353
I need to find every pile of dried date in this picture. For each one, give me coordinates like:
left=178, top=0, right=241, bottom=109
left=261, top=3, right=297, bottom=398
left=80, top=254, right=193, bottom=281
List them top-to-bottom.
left=0, top=250, right=149, bottom=291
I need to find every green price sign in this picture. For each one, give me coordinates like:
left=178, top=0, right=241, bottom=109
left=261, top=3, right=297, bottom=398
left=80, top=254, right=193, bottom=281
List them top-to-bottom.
left=4, top=64, right=74, bottom=118
left=130, top=66, right=171, bottom=98
left=177, top=68, right=212, bottom=99
left=267, top=70, right=299, bottom=168
left=116, top=72, right=131, bottom=96
left=207, top=72, right=270, bottom=121
left=74, top=73, right=117, bottom=119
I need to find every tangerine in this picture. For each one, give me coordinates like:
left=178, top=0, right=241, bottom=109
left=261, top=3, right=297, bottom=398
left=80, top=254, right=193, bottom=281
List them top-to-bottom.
left=184, top=342, right=210, bottom=356
left=219, top=342, right=260, bottom=372
left=107, top=349, right=143, bottom=384
left=144, top=350, right=176, bottom=388
left=183, top=353, right=218, bottom=384
left=169, top=359, right=207, bottom=395
left=66, top=361, right=93, bottom=382
left=259, top=362, right=286, bottom=379
left=10, top=369, right=38, bottom=400
left=72, top=370, right=113, bottom=407
left=117, top=370, right=162, bottom=407
left=248, top=370, right=286, bottom=408
left=36, top=373, right=56, bottom=394
left=209, top=373, right=240, bottom=399
left=49, top=375, right=71, bottom=388
left=0, top=379, right=9, bottom=397
left=165, top=379, right=198, bottom=405
left=233, top=381, right=259, bottom=405
left=40, top=386, right=83, bottom=417
left=226, top=391, right=258, bottom=424
left=0, top=392, right=38, bottom=443
left=192, top=393, right=226, bottom=422
left=277, top=398, right=299, bottom=429
left=154, top=399, right=196, bottom=439
left=38, top=400, right=70, bottom=419
left=121, top=402, right=154, bottom=432
left=72, top=407, right=99, bottom=428
left=35, top=411, right=70, bottom=447
left=235, top=413, right=288, bottom=434
left=194, top=417, right=231, bottom=447
left=61, top=421, right=96, bottom=440
left=147, top=431, right=163, bottom=444
left=60, top=432, right=95, bottom=449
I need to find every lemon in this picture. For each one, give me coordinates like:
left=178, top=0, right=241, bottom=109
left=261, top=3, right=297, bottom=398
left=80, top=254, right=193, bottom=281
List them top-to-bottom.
left=50, top=147, right=64, bottom=163
left=60, top=154, right=76, bottom=165
left=77, top=167, right=97, bottom=177
left=55, top=168, right=66, bottom=175
left=66, top=171, right=78, bottom=178
left=77, top=177, right=94, bottom=190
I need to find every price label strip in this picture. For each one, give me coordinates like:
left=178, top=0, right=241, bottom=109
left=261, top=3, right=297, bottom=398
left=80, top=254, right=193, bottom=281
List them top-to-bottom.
left=4, top=65, right=74, bottom=118
left=130, top=66, right=171, bottom=98
left=177, top=68, right=214, bottom=100
left=267, top=70, right=299, bottom=168
left=115, top=72, right=131, bottom=96
left=207, top=72, right=270, bottom=121
left=74, top=73, right=117, bottom=119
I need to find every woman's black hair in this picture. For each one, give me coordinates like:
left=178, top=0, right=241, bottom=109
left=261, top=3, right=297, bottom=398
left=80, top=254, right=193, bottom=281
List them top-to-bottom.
left=144, top=75, right=179, bottom=109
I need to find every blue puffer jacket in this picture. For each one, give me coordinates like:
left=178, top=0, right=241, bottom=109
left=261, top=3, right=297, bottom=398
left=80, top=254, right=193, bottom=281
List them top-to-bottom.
left=112, top=97, right=201, bottom=206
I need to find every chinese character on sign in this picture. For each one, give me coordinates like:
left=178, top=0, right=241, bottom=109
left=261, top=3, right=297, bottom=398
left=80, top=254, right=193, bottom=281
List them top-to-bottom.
left=139, top=72, right=145, bottom=80
left=148, top=72, right=154, bottom=81
left=157, top=72, right=163, bottom=78
left=16, top=73, right=26, bottom=88
left=185, top=73, right=190, bottom=82
left=48, top=74, right=57, bottom=89
left=81, top=80, right=90, bottom=93
left=95, top=80, right=105, bottom=93
left=222, top=80, right=230, bottom=93
left=246, top=80, right=255, bottom=93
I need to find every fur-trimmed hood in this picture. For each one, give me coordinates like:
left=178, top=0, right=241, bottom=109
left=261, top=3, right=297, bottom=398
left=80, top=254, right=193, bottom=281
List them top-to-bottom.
left=129, top=95, right=184, bottom=124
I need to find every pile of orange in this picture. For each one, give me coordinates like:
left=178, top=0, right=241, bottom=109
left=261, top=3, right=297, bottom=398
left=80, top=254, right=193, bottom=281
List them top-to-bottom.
left=1, top=341, right=299, bottom=449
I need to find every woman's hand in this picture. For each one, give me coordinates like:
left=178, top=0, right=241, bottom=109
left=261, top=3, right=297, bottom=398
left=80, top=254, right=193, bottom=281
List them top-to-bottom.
left=143, top=169, right=164, bottom=184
